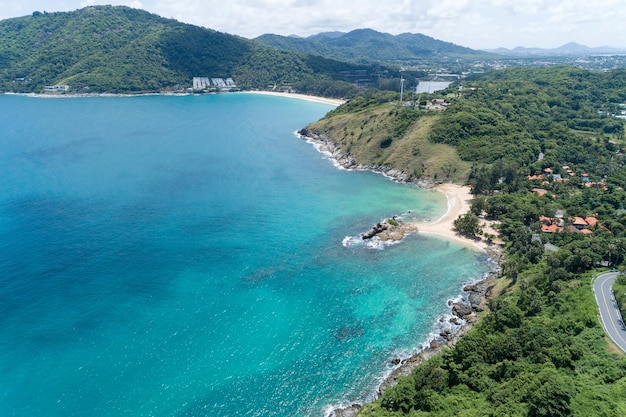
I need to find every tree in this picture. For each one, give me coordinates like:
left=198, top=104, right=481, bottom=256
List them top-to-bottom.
left=470, top=195, right=488, bottom=215
left=454, top=212, right=482, bottom=237
left=527, top=371, right=573, bottom=417
left=380, top=376, right=416, bottom=413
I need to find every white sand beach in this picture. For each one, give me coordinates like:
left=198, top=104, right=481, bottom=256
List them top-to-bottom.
left=240, top=90, right=346, bottom=106
left=416, top=183, right=496, bottom=252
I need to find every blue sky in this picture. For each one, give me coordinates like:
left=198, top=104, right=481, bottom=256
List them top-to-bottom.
left=1, top=0, right=624, bottom=50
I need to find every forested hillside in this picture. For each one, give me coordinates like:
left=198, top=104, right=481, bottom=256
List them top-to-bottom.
left=0, top=6, right=382, bottom=94
left=255, top=29, right=494, bottom=65
left=306, top=66, right=626, bottom=416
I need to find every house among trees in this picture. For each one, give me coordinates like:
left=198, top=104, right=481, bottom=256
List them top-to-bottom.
left=539, top=213, right=601, bottom=235
left=572, top=217, right=589, bottom=229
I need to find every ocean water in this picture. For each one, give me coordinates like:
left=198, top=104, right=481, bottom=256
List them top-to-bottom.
left=0, top=93, right=492, bottom=417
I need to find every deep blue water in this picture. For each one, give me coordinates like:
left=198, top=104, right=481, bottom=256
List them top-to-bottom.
left=0, top=93, right=491, bottom=416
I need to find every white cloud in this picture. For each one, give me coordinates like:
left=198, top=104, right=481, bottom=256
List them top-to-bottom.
left=80, top=0, right=144, bottom=7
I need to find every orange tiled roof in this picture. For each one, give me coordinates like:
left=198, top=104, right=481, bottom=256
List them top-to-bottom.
left=542, top=224, right=559, bottom=233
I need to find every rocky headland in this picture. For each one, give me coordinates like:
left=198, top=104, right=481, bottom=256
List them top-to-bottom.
left=298, top=127, right=435, bottom=188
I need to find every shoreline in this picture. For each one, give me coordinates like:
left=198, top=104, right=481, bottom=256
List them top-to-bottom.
left=4, top=89, right=347, bottom=106
left=239, top=90, right=346, bottom=106
left=297, top=126, right=502, bottom=253
left=297, top=127, right=504, bottom=417
left=415, top=183, right=501, bottom=254
left=329, top=275, right=502, bottom=417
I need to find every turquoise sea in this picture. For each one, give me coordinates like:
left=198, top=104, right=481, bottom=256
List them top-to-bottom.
left=0, top=93, right=492, bottom=416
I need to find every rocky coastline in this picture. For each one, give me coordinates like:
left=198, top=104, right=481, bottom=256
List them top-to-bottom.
left=297, top=126, right=505, bottom=417
left=297, top=127, right=436, bottom=189
left=330, top=270, right=502, bottom=417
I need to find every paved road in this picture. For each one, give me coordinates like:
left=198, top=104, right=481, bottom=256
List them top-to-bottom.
left=593, top=271, right=626, bottom=353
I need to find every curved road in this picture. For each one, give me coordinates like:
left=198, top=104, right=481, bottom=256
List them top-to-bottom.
left=593, top=271, right=626, bottom=353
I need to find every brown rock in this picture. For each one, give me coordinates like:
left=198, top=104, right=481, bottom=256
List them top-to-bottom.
left=452, top=302, right=473, bottom=318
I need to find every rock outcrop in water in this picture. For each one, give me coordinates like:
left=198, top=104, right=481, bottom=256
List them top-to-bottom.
left=361, top=217, right=418, bottom=242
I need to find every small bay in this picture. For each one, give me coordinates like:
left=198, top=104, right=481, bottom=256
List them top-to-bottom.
left=0, top=93, right=491, bottom=416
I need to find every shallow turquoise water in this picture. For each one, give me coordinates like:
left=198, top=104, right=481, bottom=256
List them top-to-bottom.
left=0, top=93, right=492, bottom=416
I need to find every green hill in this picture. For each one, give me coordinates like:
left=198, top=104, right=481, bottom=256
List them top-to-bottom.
left=0, top=6, right=380, bottom=94
left=255, top=28, right=495, bottom=65
left=304, top=66, right=626, bottom=185
left=302, top=93, right=470, bottom=184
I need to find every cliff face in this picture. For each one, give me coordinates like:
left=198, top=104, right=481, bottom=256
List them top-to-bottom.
left=300, top=102, right=470, bottom=185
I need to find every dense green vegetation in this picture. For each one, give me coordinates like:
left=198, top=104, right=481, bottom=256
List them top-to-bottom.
left=0, top=6, right=384, bottom=94
left=308, top=66, right=626, bottom=416
left=430, top=67, right=626, bottom=167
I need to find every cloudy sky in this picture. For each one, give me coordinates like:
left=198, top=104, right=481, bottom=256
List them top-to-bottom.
left=1, top=0, right=624, bottom=50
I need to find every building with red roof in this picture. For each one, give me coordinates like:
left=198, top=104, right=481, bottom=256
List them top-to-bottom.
left=572, top=217, right=588, bottom=229
left=541, top=224, right=559, bottom=233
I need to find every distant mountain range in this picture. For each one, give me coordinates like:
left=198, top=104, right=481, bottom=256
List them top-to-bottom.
left=254, top=29, right=496, bottom=64
left=485, top=42, right=626, bottom=56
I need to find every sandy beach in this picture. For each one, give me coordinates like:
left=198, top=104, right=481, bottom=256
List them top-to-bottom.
left=240, top=90, right=346, bottom=106
left=415, top=183, right=496, bottom=252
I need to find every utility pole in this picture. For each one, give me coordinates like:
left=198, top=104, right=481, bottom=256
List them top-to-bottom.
left=400, top=77, right=405, bottom=102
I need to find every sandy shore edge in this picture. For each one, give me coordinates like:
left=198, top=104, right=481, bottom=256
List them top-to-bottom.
left=7, top=90, right=347, bottom=107
left=240, top=90, right=346, bottom=106
left=415, top=183, right=493, bottom=252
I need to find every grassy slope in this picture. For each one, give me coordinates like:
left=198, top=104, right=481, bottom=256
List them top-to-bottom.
left=306, top=102, right=470, bottom=184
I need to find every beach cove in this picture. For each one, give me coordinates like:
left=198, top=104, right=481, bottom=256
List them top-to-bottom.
left=0, top=92, right=496, bottom=417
